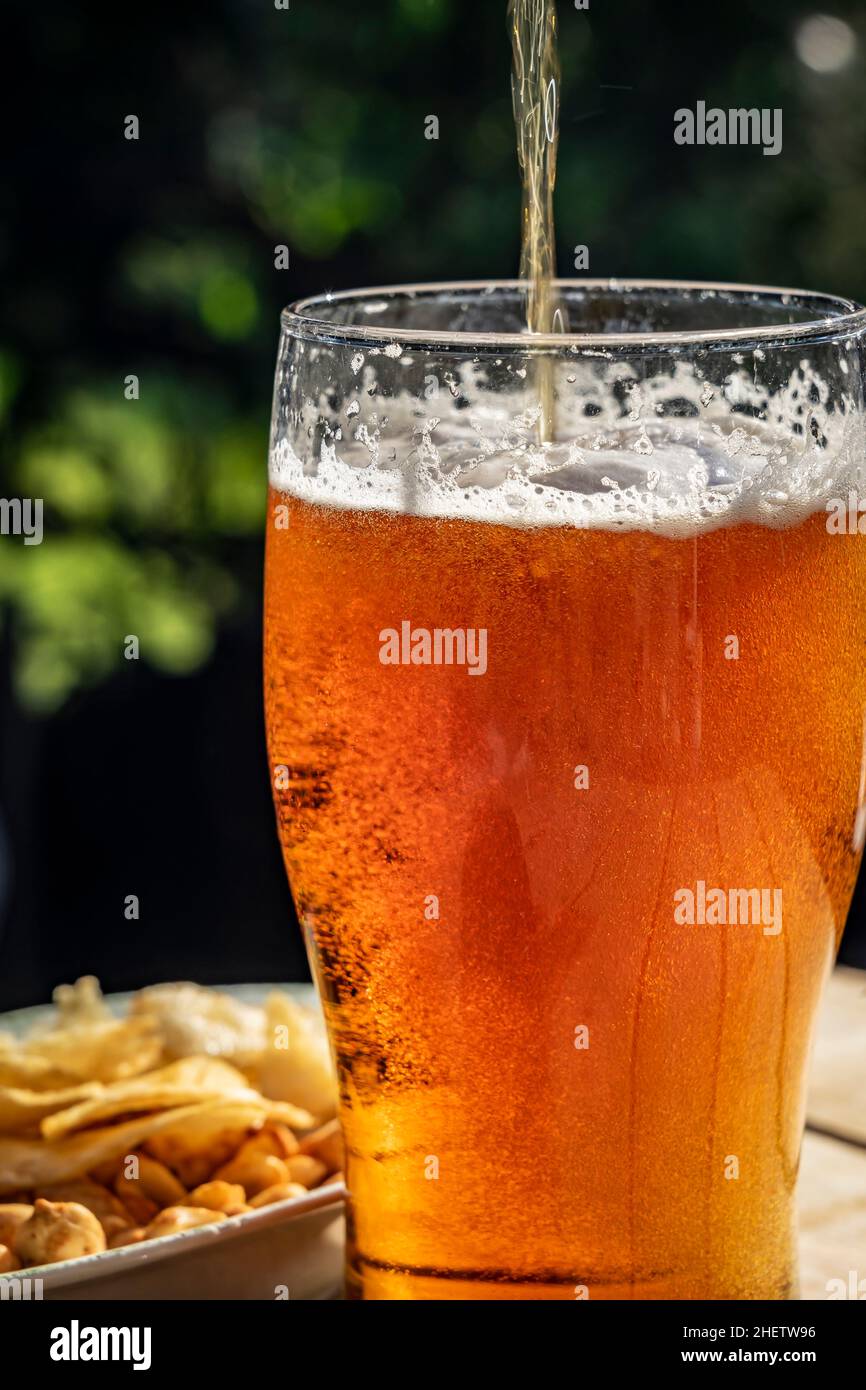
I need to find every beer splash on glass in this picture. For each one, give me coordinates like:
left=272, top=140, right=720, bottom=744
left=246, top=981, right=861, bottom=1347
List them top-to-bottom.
left=508, top=0, right=564, bottom=441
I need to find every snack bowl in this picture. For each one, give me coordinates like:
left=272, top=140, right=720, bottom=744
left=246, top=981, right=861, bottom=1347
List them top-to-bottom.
left=0, top=983, right=346, bottom=1300
left=6, top=1179, right=346, bottom=1301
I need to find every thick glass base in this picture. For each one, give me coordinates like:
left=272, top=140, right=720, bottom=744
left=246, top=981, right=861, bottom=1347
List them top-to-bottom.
left=347, top=1255, right=799, bottom=1301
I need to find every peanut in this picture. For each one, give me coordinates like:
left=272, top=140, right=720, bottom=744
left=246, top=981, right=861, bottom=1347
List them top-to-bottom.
left=299, top=1119, right=344, bottom=1173
left=213, top=1151, right=289, bottom=1197
left=285, top=1155, right=328, bottom=1188
left=182, top=1182, right=246, bottom=1214
left=248, top=1183, right=307, bottom=1209
left=14, top=1200, right=106, bottom=1267
left=0, top=1204, right=34, bottom=1249
left=143, top=1206, right=221, bottom=1240
left=109, top=1227, right=147, bottom=1250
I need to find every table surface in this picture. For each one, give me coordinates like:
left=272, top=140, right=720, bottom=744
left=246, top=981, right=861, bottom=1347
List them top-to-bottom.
left=800, top=965, right=866, bottom=1298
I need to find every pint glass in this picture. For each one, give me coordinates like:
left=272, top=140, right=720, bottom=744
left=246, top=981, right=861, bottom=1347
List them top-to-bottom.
left=264, top=281, right=866, bottom=1299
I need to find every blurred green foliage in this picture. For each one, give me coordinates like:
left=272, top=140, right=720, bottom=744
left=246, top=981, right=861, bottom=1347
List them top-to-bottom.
left=2, top=0, right=866, bottom=710
left=1, top=373, right=246, bottom=708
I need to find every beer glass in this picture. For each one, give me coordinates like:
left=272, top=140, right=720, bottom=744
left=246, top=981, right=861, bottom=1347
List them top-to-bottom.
left=264, top=281, right=866, bottom=1299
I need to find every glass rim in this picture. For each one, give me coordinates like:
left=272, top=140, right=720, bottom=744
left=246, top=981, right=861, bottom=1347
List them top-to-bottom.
left=281, top=278, right=866, bottom=353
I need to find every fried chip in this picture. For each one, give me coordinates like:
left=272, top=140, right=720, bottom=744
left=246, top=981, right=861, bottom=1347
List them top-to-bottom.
left=51, top=977, right=110, bottom=1029
left=131, top=984, right=266, bottom=1071
left=257, top=991, right=338, bottom=1119
left=21, top=1016, right=162, bottom=1085
left=0, top=1047, right=84, bottom=1093
left=40, top=1056, right=311, bottom=1141
left=0, top=1081, right=104, bottom=1133
left=142, top=1097, right=314, bottom=1189
left=0, top=1099, right=310, bottom=1196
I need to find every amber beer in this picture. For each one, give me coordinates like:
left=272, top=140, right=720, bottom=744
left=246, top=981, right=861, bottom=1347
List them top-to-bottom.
left=264, top=474, right=866, bottom=1299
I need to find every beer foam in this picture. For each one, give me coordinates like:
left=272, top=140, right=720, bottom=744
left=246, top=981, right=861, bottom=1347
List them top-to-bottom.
left=270, top=363, right=864, bottom=538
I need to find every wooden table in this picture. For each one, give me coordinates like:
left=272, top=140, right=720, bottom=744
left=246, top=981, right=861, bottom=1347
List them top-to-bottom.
left=800, top=966, right=866, bottom=1298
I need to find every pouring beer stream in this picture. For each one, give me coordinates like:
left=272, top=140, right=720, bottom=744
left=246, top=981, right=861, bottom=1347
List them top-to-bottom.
left=509, top=0, right=564, bottom=442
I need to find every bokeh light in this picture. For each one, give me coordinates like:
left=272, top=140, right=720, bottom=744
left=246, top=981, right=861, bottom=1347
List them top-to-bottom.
left=795, top=14, right=857, bottom=72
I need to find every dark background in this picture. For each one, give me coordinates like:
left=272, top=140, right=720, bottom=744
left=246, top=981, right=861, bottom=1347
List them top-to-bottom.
left=1, top=0, right=866, bottom=1010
